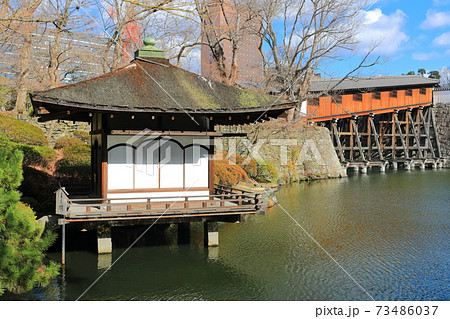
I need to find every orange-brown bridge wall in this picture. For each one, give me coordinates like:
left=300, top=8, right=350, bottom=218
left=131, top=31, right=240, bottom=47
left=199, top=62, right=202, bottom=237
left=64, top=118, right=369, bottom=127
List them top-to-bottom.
left=308, top=88, right=433, bottom=122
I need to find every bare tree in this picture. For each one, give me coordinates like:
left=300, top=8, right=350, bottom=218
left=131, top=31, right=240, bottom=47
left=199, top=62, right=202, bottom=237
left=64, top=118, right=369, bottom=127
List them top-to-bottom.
left=1, top=0, right=45, bottom=114
left=38, top=0, right=98, bottom=88
left=97, top=0, right=175, bottom=73
left=195, top=0, right=262, bottom=85
left=258, top=0, right=379, bottom=115
left=138, top=5, right=201, bottom=69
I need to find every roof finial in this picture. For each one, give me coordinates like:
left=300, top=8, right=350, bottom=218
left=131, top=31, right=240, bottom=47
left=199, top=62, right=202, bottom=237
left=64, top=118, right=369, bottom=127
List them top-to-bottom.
left=135, top=36, right=165, bottom=59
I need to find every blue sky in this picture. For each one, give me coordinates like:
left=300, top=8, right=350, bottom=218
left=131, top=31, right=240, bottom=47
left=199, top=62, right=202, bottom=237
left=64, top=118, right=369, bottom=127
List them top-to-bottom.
left=323, top=0, right=450, bottom=79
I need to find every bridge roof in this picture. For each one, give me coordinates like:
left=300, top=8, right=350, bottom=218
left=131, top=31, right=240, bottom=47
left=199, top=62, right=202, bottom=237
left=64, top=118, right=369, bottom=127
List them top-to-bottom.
left=309, top=75, right=440, bottom=93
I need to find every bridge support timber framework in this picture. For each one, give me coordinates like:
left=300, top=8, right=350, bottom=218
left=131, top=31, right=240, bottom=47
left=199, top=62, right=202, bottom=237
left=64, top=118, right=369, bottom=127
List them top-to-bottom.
left=315, top=105, right=443, bottom=172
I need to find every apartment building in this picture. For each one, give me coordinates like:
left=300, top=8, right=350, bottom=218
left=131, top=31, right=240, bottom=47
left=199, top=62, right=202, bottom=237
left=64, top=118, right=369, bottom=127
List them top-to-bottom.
left=200, top=0, right=264, bottom=87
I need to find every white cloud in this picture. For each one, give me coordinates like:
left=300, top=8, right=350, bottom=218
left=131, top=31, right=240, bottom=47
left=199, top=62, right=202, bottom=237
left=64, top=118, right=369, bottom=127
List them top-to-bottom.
left=433, top=0, right=450, bottom=6
left=356, top=9, right=409, bottom=56
left=421, top=9, right=450, bottom=29
left=433, top=32, right=450, bottom=46
left=412, top=52, right=441, bottom=61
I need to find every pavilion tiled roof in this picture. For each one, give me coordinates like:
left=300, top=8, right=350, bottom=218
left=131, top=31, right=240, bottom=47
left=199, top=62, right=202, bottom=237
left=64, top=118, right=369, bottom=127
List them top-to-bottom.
left=31, top=58, right=292, bottom=114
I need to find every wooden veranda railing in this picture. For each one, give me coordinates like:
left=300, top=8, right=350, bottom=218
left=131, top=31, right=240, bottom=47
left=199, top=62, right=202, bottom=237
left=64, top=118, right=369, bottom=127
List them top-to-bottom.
left=55, top=185, right=265, bottom=221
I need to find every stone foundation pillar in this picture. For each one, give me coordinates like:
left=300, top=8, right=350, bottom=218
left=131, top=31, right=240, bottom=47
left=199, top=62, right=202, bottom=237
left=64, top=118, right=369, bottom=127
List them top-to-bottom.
left=391, top=162, right=398, bottom=170
left=404, top=162, right=411, bottom=170
left=420, top=162, right=426, bottom=170
left=360, top=165, right=368, bottom=174
left=379, top=165, right=386, bottom=173
left=204, top=221, right=219, bottom=247
left=97, top=225, right=112, bottom=254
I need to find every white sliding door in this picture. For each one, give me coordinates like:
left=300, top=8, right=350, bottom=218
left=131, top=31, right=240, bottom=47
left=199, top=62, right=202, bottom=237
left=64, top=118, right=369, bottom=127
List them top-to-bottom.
left=135, top=139, right=159, bottom=189
left=159, top=140, right=184, bottom=188
left=108, top=145, right=134, bottom=190
left=184, top=145, right=209, bottom=188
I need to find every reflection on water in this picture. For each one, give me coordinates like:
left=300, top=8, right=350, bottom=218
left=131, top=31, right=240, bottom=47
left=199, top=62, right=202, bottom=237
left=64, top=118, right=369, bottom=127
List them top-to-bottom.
left=2, top=169, right=449, bottom=301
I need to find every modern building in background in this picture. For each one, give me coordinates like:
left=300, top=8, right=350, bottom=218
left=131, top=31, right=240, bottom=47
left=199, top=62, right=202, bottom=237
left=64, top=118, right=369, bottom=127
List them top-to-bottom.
left=200, top=0, right=264, bottom=87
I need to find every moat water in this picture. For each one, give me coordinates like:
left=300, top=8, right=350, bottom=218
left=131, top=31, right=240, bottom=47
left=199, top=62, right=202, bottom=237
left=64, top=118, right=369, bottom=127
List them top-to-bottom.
left=3, top=169, right=449, bottom=301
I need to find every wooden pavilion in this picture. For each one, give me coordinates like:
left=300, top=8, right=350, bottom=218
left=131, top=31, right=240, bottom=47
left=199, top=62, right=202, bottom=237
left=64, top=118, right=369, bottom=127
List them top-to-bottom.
left=30, top=37, right=293, bottom=257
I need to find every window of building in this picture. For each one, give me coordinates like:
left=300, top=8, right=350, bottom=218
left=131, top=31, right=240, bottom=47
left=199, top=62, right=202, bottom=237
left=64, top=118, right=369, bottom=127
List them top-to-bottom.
left=420, top=88, right=427, bottom=95
left=406, top=89, right=413, bottom=96
left=390, top=90, right=398, bottom=98
left=373, top=92, right=381, bottom=100
left=353, top=93, right=363, bottom=101
left=333, top=95, right=342, bottom=104
left=309, top=97, right=319, bottom=106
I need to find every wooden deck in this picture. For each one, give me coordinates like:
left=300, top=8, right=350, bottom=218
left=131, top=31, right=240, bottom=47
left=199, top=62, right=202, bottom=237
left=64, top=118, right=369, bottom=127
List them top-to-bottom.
left=56, top=185, right=266, bottom=223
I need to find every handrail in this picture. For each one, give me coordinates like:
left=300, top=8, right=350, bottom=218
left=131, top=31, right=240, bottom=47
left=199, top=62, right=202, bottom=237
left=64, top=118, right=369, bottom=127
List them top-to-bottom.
left=55, top=184, right=264, bottom=218
left=214, top=184, right=255, bottom=194
left=67, top=193, right=254, bottom=203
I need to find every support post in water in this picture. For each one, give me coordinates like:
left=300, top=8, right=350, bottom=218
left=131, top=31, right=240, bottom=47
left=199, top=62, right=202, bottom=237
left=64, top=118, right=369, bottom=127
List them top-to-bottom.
left=404, top=161, right=411, bottom=170
left=360, top=165, right=368, bottom=174
left=62, top=218, right=66, bottom=265
left=204, top=221, right=219, bottom=247
left=97, top=224, right=112, bottom=254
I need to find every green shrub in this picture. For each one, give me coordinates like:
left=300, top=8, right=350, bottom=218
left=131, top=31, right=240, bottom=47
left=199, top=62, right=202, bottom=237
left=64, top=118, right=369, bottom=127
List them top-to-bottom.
left=0, top=114, right=48, bottom=146
left=72, top=130, right=90, bottom=144
left=54, top=136, right=84, bottom=149
left=0, top=137, right=59, bottom=296
left=15, top=143, right=56, bottom=168
left=55, top=143, right=91, bottom=183
left=255, top=161, right=278, bottom=183
left=20, top=167, right=58, bottom=217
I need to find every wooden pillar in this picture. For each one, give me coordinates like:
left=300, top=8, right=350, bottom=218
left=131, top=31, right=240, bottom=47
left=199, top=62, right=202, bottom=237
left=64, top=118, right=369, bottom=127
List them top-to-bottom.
left=430, top=106, right=442, bottom=158
left=420, top=107, right=436, bottom=158
left=405, top=110, right=410, bottom=156
left=407, top=110, right=423, bottom=159
left=391, top=112, right=396, bottom=159
left=394, top=112, right=409, bottom=158
left=369, top=115, right=384, bottom=161
left=367, top=116, right=372, bottom=160
left=352, top=117, right=366, bottom=161
left=349, top=118, right=354, bottom=162
left=331, top=119, right=345, bottom=162
left=209, top=136, right=215, bottom=196
left=61, top=218, right=66, bottom=265
left=204, top=221, right=219, bottom=247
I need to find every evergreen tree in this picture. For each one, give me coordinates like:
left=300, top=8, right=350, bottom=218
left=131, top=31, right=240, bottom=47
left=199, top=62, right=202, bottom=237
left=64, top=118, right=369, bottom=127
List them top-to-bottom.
left=0, top=135, right=59, bottom=295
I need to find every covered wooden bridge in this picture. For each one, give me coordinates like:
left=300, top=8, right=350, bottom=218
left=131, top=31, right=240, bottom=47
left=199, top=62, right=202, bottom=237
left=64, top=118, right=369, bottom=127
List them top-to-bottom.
left=305, top=76, right=443, bottom=172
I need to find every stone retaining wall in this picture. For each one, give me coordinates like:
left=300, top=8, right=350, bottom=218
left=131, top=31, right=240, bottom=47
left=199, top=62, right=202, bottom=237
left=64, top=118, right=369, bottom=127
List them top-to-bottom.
left=434, top=103, right=450, bottom=167
left=17, top=115, right=90, bottom=146
left=218, top=122, right=346, bottom=182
